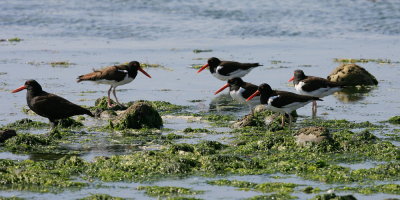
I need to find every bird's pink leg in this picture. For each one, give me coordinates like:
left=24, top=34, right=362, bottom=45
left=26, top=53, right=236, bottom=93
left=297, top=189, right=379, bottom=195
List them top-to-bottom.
left=107, top=86, right=114, bottom=108
left=112, top=87, right=123, bottom=107
left=312, top=100, right=317, bottom=118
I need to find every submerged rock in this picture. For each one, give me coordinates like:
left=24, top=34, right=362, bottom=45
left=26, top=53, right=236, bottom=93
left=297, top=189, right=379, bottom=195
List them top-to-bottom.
left=327, top=64, right=378, bottom=86
left=112, top=102, right=162, bottom=129
left=294, top=126, right=331, bottom=145
left=0, top=129, right=17, bottom=143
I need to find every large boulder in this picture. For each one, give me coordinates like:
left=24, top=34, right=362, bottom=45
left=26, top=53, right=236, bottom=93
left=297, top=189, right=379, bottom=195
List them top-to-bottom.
left=327, top=64, right=378, bottom=86
left=112, top=102, right=162, bottom=129
left=0, top=129, right=17, bottom=143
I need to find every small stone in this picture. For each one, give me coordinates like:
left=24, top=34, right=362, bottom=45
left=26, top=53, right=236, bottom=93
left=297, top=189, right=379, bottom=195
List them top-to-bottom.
left=327, top=64, right=378, bottom=86
left=294, top=126, right=331, bottom=145
left=0, top=129, right=17, bottom=143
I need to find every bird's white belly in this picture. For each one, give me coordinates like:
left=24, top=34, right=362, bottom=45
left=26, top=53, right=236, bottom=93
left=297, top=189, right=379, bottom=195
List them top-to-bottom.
left=212, top=66, right=251, bottom=81
left=94, top=75, right=134, bottom=87
left=296, top=82, right=340, bottom=98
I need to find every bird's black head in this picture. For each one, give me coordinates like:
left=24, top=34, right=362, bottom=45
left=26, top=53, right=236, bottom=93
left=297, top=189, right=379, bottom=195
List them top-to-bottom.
left=208, top=57, right=221, bottom=67
left=127, top=61, right=152, bottom=78
left=127, top=61, right=141, bottom=71
left=294, top=69, right=306, bottom=80
left=228, top=77, right=244, bottom=87
left=25, top=79, right=43, bottom=92
left=258, top=83, right=273, bottom=95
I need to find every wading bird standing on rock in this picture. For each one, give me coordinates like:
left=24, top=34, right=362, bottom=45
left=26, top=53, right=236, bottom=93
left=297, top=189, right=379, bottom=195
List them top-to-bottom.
left=77, top=61, right=152, bottom=108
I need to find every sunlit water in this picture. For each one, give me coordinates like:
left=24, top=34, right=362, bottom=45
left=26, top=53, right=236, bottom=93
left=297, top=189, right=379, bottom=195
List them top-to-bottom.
left=1, top=0, right=400, bottom=199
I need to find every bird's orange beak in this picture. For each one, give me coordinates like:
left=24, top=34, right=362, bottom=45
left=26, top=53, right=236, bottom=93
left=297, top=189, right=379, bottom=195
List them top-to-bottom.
left=196, top=63, right=209, bottom=73
left=138, top=67, right=152, bottom=78
left=288, top=76, right=294, bottom=82
left=214, top=83, right=229, bottom=95
left=11, top=85, right=27, bottom=93
left=246, top=90, right=260, bottom=101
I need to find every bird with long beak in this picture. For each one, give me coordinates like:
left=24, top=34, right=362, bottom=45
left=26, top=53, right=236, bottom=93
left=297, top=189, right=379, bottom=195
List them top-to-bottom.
left=197, top=57, right=262, bottom=81
left=77, top=61, right=151, bottom=108
left=288, top=69, right=343, bottom=116
left=214, top=78, right=260, bottom=112
left=12, top=80, right=94, bottom=129
left=246, top=83, right=322, bottom=128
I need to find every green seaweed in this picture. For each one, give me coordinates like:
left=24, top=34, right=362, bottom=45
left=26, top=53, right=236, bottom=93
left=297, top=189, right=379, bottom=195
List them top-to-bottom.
left=387, top=116, right=400, bottom=124
left=2, top=119, right=48, bottom=130
left=137, top=185, right=203, bottom=197
left=78, top=194, right=125, bottom=200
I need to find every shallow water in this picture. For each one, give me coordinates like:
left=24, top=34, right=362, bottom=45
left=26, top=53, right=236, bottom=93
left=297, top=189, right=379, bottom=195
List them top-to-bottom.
left=1, top=0, right=400, bottom=199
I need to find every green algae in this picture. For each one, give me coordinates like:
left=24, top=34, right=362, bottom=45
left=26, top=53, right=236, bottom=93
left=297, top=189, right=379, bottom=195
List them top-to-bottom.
left=0, top=37, right=22, bottom=42
left=192, top=49, right=212, bottom=53
left=333, top=58, right=400, bottom=64
left=49, top=61, right=74, bottom=67
left=140, top=63, right=173, bottom=71
left=112, top=102, right=162, bottom=130
left=201, top=114, right=236, bottom=126
left=387, top=116, right=400, bottom=124
left=57, top=117, right=84, bottom=128
left=2, top=119, right=48, bottom=130
left=299, top=119, right=379, bottom=130
left=183, top=128, right=210, bottom=133
left=3, top=133, right=54, bottom=152
left=0, top=156, right=87, bottom=192
left=207, top=179, right=258, bottom=188
left=207, top=179, right=298, bottom=193
left=336, top=183, right=400, bottom=195
left=137, top=185, right=204, bottom=197
left=246, top=193, right=298, bottom=200
left=310, top=193, right=356, bottom=200
left=78, top=194, right=125, bottom=200
left=0, top=197, right=25, bottom=200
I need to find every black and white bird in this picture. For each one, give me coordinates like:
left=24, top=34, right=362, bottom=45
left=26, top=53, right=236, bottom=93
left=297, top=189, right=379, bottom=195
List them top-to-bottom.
left=197, top=57, right=262, bottom=81
left=289, top=69, right=343, bottom=116
left=214, top=78, right=260, bottom=112
left=246, top=83, right=322, bottom=128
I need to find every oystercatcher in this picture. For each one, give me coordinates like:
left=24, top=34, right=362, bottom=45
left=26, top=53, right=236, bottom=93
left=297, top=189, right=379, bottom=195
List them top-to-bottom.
left=197, top=57, right=262, bottom=81
left=77, top=61, right=151, bottom=107
left=288, top=69, right=343, bottom=116
left=214, top=78, right=260, bottom=112
left=12, top=80, right=94, bottom=129
left=246, top=83, right=322, bottom=128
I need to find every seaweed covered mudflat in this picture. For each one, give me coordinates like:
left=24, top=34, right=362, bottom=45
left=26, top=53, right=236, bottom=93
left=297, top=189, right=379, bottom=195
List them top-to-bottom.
left=0, top=97, right=399, bottom=199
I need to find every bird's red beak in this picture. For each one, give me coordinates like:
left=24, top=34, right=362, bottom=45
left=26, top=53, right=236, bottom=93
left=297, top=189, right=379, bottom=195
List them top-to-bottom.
left=196, top=63, right=209, bottom=73
left=138, top=67, right=152, bottom=78
left=288, top=76, right=294, bottom=82
left=214, top=83, right=229, bottom=95
left=11, top=85, right=27, bottom=93
left=246, top=90, right=260, bottom=101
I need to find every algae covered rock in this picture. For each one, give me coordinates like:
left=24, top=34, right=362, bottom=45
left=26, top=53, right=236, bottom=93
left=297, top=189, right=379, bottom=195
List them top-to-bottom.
left=327, top=64, right=378, bottom=86
left=112, top=102, right=162, bottom=129
left=232, top=105, right=296, bottom=130
left=388, top=116, right=400, bottom=125
left=294, top=126, right=331, bottom=145
left=0, top=129, right=17, bottom=143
